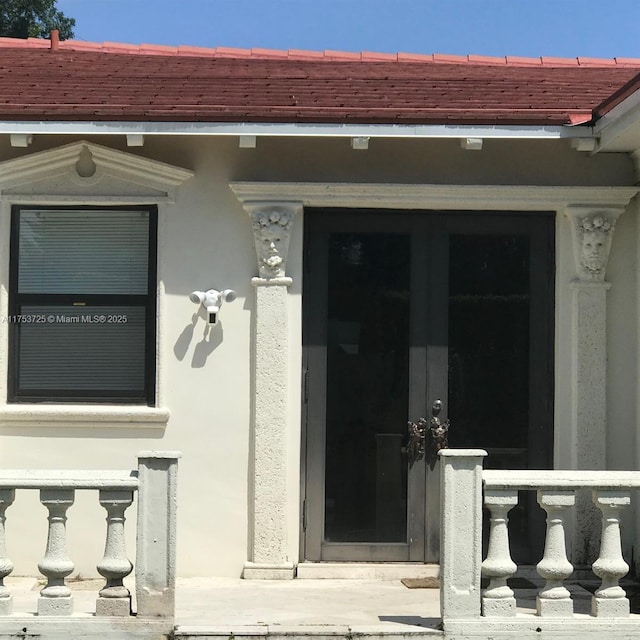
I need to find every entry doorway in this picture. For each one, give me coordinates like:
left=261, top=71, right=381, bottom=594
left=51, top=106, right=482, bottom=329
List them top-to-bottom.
left=302, top=209, right=554, bottom=563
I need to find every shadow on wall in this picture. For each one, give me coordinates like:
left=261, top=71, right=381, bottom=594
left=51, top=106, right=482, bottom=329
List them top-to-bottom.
left=174, top=312, right=224, bottom=367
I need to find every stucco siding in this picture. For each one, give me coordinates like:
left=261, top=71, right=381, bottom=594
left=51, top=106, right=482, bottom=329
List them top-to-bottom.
left=0, top=135, right=636, bottom=577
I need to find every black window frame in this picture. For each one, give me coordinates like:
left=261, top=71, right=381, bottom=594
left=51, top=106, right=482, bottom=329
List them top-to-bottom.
left=8, top=204, right=158, bottom=405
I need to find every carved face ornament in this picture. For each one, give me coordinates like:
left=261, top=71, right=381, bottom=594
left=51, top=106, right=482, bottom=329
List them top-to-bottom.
left=252, top=210, right=293, bottom=277
left=579, top=215, right=613, bottom=278
left=582, top=230, right=607, bottom=272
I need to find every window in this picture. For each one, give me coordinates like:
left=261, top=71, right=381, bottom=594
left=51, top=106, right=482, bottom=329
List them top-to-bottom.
left=9, top=206, right=157, bottom=405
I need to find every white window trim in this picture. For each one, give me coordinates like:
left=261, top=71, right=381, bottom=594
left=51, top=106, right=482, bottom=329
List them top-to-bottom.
left=0, top=141, right=193, bottom=428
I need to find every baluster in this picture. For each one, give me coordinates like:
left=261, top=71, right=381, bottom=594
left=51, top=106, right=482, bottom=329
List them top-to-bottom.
left=37, top=489, right=75, bottom=616
left=482, top=489, right=518, bottom=617
left=0, top=490, right=15, bottom=615
left=96, top=490, right=134, bottom=616
left=535, top=490, right=575, bottom=617
left=591, top=490, right=630, bottom=617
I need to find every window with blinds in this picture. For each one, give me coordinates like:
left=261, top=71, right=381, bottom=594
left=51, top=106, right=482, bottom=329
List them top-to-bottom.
left=9, top=206, right=157, bottom=404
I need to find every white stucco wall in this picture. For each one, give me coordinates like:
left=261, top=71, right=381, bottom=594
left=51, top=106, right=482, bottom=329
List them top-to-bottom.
left=0, top=134, right=636, bottom=578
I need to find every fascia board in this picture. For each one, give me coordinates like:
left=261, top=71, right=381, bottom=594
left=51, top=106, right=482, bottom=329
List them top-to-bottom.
left=0, top=120, right=593, bottom=140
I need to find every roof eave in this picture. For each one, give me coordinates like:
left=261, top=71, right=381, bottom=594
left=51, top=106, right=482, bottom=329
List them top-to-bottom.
left=594, top=86, right=640, bottom=153
left=0, top=120, right=594, bottom=140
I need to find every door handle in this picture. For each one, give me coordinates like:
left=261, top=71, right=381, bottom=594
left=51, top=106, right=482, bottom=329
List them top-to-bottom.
left=407, top=400, right=450, bottom=470
left=427, top=400, right=450, bottom=470
left=407, top=417, right=427, bottom=469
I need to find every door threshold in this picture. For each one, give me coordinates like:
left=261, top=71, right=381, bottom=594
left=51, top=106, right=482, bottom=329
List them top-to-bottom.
left=296, top=562, right=439, bottom=580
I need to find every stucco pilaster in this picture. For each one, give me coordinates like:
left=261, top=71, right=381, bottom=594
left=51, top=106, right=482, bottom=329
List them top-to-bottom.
left=241, top=201, right=302, bottom=580
left=565, top=205, right=624, bottom=563
left=570, top=280, right=610, bottom=470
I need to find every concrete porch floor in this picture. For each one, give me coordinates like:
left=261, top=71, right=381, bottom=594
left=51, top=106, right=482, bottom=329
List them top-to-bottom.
left=3, top=576, right=624, bottom=639
left=4, top=576, right=443, bottom=637
left=174, top=578, right=442, bottom=635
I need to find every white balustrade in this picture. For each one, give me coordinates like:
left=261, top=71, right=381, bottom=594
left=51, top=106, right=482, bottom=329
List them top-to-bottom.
left=1, top=447, right=640, bottom=639
left=0, top=452, right=179, bottom=636
left=440, top=456, right=640, bottom=638
left=457, top=466, right=640, bottom=630
left=0, top=489, right=14, bottom=615
left=38, top=489, right=75, bottom=616
left=96, top=489, right=134, bottom=617
left=481, top=489, right=518, bottom=617
left=591, top=490, right=630, bottom=618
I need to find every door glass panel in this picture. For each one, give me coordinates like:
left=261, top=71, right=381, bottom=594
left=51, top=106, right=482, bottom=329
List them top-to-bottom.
left=324, top=233, right=410, bottom=543
left=448, top=233, right=535, bottom=561
left=448, top=234, right=530, bottom=457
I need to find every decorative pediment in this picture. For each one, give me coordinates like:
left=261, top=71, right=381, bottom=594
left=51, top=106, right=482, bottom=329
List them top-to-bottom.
left=0, top=141, right=194, bottom=203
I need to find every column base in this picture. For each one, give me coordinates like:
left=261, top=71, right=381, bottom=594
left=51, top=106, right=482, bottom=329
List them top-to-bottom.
left=243, top=562, right=295, bottom=580
left=0, top=595, right=12, bottom=615
left=38, top=595, right=73, bottom=616
left=536, top=595, right=573, bottom=617
left=96, top=596, right=131, bottom=616
left=482, top=596, right=516, bottom=617
left=591, top=596, right=630, bottom=618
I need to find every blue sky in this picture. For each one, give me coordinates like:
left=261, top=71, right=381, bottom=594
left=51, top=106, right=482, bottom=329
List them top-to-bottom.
left=57, top=0, right=640, bottom=59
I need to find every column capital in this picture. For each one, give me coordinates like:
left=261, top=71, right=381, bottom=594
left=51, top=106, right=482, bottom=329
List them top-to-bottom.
left=240, top=201, right=303, bottom=280
left=564, top=204, right=626, bottom=282
left=251, top=276, right=293, bottom=288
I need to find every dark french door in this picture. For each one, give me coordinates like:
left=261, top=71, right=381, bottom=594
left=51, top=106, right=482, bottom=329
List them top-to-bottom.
left=302, top=210, right=554, bottom=563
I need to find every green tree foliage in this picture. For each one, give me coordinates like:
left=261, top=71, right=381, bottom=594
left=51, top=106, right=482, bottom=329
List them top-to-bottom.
left=0, top=0, right=75, bottom=40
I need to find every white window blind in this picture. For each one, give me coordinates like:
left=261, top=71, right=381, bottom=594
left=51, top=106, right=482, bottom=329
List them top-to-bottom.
left=18, top=209, right=149, bottom=294
left=19, top=306, right=145, bottom=391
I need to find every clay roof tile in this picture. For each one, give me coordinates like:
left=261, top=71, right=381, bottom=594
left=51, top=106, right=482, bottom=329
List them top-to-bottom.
left=0, top=37, right=638, bottom=126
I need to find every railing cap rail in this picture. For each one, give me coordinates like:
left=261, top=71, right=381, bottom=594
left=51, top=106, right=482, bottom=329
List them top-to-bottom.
left=440, top=449, right=488, bottom=458
left=137, top=450, right=182, bottom=459
left=0, top=469, right=139, bottom=489
left=484, top=469, right=640, bottom=489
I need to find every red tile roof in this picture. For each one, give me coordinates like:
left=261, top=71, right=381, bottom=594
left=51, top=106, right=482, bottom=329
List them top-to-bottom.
left=1, top=37, right=639, bottom=126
